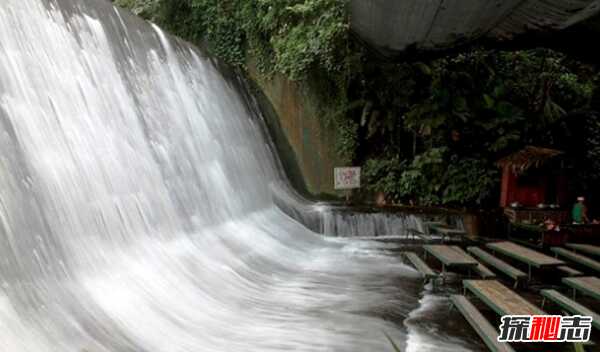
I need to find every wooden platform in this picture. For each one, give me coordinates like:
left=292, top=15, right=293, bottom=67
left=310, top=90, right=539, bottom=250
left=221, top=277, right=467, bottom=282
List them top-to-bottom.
left=428, top=223, right=466, bottom=241
left=436, top=227, right=467, bottom=240
left=487, top=241, right=564, bottom=280
left=487, top=242, right=564, bottom=268
left=566, top=243, right=600, bottom=257
left=424, top=245, right=479, bottom=268
left=467, top=247, right=526, bottom=284
left=552, top=247, right=600, bottom=273
left=403, top=252, right=437, bottom=279
left=474, top=263, right=497, bottom=279
left=558, top=266, right=583, bottom=277
left=563, top=276, right=600, bottom=300
left=464, top=280, right=545, bottom=316
left=541, top=289, right=600, bottom=330
left=451, top=295, right=515, bottom=352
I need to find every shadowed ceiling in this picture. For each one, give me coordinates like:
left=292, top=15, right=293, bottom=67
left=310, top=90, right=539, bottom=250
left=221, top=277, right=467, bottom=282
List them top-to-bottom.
left=351, top=0, right=600, bottom=55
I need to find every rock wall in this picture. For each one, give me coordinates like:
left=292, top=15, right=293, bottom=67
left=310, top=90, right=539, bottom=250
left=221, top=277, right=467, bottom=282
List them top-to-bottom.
left=248, top=66, right=342, bottom=197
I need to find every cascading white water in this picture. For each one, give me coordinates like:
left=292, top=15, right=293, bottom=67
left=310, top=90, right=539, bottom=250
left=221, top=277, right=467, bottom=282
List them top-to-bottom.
left=0, top=1, right=478, bottom=351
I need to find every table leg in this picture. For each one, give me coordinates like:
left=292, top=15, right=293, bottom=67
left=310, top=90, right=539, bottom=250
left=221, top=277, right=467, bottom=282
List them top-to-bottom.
left=442, top=265, right=446, bottom=284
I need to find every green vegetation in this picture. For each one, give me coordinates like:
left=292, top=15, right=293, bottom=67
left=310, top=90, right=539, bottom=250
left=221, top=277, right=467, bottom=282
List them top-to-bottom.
left=113, top=0, right=351, bottom=79
left=114, top=0, right=600, bottom=207
left=362, top=49, right=598, bottom=206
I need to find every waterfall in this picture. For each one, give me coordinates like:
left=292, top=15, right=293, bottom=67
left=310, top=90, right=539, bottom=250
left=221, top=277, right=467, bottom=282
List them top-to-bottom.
left=0, top=1, right=475, bottom=351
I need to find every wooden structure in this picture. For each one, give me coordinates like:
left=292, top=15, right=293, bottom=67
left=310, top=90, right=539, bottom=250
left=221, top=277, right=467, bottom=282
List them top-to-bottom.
left=498, top=146, right=567, bottom=209
left=498, top=147, right=570, bottom=243
left=503, top=207, right=569, bottom=226
left=429, top=224, right=467, bottom=241
left=508, top=224, right=600, bottom=249
left=562, top=225, right=600, bottom=245
left=487, top=241, right=564, bottom=280
left=566, top=243, right=600, bottom=257
left=424, top=245, right=479, bottom=277
left=467, top=247, right=526, bottom=287
left=551, top=247, right=600, bottom=273
left=403, top=252, right=437, bottom=280
left=474, top=263, right=497, bottom=279
left=558, top=266, right=583, bottom=277
left=563, top=276, right=600, bottom=300
left=464, top=280, right=545, bottom=316
left=541, top=290, right=600, bottom=330
left=450, top=295, right=515, bottom=352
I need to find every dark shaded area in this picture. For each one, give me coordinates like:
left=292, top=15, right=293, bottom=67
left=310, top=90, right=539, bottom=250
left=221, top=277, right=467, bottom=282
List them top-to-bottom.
left=350, top=0, right=600, bottom=62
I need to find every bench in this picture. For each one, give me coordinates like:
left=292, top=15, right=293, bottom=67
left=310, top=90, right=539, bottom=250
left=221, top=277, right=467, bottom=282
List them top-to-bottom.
left=429, top=223, right=466, bottom=241
left=487, top=241, right=564, bottom=280
left=566, top=243, right=600, bottom=258
left=424, top=245, right=480, bottom=282
left=424, top=245, right=478, bottom=271
left=467, top=247, right=526, bottom=287
left=551, top=247, right=600, bottom=273
left=403, top=252, right=437, bottom=280
left=474, top=263, right=497, bottom=279
left=558, top=266, right=583, bottom=277
left=563, top=276, right=600, bottom=300
left=464, top=280, right=546, bottom=316
left=541, top=289, right=600, bottom=330
left=451, top=295, right=515, bottom=352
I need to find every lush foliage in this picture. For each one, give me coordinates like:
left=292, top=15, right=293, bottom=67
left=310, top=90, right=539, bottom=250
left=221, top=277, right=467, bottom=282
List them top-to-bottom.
left=114, top=0, right=350, bottom=80
left=115, top=0, right=600, bottom=207
left=360, top=49, right=598, bottom=206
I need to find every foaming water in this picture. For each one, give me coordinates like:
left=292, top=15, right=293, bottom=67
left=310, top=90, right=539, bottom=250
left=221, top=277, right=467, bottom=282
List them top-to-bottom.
left=0, top=0, right=478, bottom=351
left=404, top=295, right=478, bottom=352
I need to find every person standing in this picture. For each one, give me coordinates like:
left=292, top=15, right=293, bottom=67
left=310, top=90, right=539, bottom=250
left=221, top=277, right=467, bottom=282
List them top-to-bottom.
left=572, top=196, right=590, bottom=224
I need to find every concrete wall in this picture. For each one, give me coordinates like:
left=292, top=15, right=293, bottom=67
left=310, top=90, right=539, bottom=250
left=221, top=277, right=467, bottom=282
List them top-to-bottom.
left=248, top=66, right=342, bottom=197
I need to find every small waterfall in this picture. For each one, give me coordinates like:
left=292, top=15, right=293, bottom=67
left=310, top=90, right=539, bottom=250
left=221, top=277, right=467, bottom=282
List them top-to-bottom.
left=322, top=210, right=420, bottom=238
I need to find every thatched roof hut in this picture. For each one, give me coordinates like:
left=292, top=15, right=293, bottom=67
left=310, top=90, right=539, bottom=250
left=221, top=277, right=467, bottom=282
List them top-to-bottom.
left=497, top=146, right=564, bottom=175
left=498, top=146, right=568, bottom=208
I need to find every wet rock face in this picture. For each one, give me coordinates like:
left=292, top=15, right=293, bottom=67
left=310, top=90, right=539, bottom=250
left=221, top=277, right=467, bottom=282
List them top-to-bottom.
left=350, top=0, right=600, bottom=55
left=248, top=67, right=341, bottom=196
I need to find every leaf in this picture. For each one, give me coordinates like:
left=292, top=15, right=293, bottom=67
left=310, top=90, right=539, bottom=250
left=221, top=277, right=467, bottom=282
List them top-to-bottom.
left=415, top=62, right=432, bottom=76
left=483, top=94, right=495, bottom=108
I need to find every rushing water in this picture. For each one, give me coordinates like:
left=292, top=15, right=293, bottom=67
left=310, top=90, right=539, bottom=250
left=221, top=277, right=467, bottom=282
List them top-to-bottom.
left=0, top=1, right=481, bottom=351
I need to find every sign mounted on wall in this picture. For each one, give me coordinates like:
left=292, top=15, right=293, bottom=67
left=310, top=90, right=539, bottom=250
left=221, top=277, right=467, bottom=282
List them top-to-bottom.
left=334, top=167, right=361, bottom=190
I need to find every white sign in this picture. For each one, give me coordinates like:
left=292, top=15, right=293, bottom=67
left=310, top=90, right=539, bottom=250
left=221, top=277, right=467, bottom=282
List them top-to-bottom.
left=334, top=167, right=361, bottom=190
